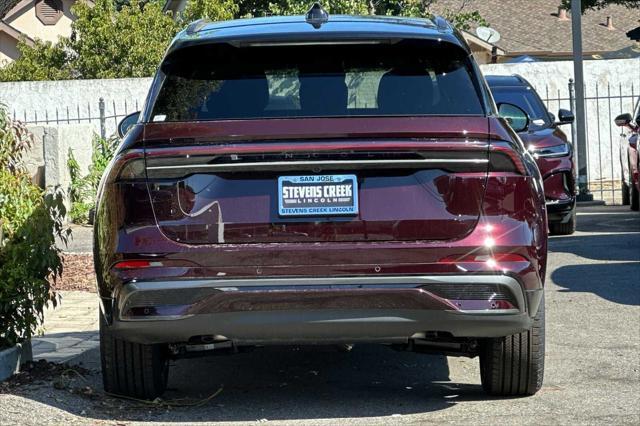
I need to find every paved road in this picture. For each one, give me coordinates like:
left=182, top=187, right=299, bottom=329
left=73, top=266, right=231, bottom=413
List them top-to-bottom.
left=1, top=206, right=639, bottom=425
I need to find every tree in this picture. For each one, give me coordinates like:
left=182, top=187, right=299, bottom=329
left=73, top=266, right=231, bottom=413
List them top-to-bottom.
left=70, top=0, right=179, bottom=79
left=181, top=0, right=238, bottom=22
left=237, top=0, right=486, bottom=27
left=0, top=39, right=73, bottom=81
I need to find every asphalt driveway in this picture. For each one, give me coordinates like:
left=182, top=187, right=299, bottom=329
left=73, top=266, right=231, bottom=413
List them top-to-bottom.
left=1, top=205, right=639, bottom=425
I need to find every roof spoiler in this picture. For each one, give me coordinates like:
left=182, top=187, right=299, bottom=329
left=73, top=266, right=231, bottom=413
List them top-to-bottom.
left=432, top=15, right=453, bottom=33
left=186, top=19, right=210, bottom=35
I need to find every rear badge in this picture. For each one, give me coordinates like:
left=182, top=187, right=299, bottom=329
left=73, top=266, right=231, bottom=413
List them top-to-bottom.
left=278, top=175, right=358, bottom=217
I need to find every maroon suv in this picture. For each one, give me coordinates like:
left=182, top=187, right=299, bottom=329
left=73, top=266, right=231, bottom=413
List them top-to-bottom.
left=95, top=8, right=547, bottom=399
left=487, top=75, right=577, bottom=234
left=615, top=97, right=640, bottom=210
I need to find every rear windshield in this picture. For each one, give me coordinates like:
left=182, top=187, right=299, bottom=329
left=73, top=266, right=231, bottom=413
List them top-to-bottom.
left=150, top=40, right=485, bottom=122
left=490, top=86, right=552, bottom=128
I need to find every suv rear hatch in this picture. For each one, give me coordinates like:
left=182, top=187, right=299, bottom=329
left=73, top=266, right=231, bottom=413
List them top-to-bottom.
left=142, top=39, right=491, bottom=244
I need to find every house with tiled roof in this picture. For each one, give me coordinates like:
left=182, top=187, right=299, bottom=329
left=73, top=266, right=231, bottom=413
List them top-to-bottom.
left=0, top=0, right=91, bottom=64
left=433, top=0, right=640, bottom=62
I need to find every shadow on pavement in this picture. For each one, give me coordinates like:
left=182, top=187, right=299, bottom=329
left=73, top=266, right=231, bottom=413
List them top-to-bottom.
left=572, top=205, right=640, bottom=234
left=549, top=206, right=640, bottom=305
left=549, top=232, right=640, bottom=262
left=552, top=262, right=640, bottom=306
left=7, top=345, right=492, bottom=422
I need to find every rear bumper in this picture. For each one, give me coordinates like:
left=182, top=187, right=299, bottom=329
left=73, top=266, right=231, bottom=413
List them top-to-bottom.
left=546, top=197, right=576, bottom=223
left=106, top=275, right=543, bottom=345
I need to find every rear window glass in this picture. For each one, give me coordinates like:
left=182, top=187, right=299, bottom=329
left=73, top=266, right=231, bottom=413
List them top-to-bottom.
left=151, top=40, right=485, bottom=121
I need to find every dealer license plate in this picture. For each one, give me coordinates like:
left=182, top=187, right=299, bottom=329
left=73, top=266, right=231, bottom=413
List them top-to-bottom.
left=278, top=175, right=358, bottom=217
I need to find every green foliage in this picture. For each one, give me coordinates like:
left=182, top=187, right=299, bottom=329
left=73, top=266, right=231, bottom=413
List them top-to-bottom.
left=71, top=0, right=179, bottom=79
left=181, top=0, right=238, bottom=22
left=237, top=0, right=486, bottom=28
left=266, top=0, right=369, bottom=15
left=0, top=39, right=73, bottom=81
left=0, top=103, right=34, bottom=173
left=0, top=105, right=69, bottom=348
left=68, top=135, right=118, bottom=224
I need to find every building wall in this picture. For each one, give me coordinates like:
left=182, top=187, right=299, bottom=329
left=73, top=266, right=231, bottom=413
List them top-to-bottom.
left=4, top=0, right=75, bottom=45
left=0, top=32, right=20, bottom=63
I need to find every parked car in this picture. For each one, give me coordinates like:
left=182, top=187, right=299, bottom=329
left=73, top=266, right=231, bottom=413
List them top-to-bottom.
left=96, top=6, right=548, bottom=400
left=486, top=75, right=577, bottom=235
left=615, top=97, right=640, bottom=210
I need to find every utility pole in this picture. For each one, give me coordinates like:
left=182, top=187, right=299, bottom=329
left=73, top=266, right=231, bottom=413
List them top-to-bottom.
left=571, top=0, right=593, bottom=200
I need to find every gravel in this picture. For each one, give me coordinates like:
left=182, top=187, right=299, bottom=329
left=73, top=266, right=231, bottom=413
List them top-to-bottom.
left=57, top=254, right=95, bottom=293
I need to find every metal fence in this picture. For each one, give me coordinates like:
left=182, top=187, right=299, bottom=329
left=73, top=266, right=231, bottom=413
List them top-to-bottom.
left=11, top=79, right=639, bottom=205
left=540, top=79, right=637, bottom=205
left=12, top=97, right=141, bottom=140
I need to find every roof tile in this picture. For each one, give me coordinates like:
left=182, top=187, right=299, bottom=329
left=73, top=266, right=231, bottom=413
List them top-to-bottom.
left=432, top=0, right=640, bottom=54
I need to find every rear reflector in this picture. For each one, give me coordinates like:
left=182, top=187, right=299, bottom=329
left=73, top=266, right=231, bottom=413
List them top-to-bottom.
left=113, top=260, right=163, bottom=269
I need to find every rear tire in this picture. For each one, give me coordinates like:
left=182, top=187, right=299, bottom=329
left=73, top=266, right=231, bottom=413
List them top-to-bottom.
left=549, top=208, right=576, bottom=235
left=479, top=296, right=545, bottom=396
left=100, top=314, right=169, bottom=400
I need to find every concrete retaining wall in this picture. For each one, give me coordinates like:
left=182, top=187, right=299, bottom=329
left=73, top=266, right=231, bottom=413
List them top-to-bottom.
left=0, top=78, right=153, bottom=137
left=24, top=124, right=95, bottom=214
left=0, top=341, right=32, bottom=382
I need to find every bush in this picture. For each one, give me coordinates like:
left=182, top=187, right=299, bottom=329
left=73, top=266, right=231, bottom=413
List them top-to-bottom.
left=0, top=103, right=34, bottom=173
left=0, top=104, right=69, bottom=349
left=68, top=135, right=118, bottom=224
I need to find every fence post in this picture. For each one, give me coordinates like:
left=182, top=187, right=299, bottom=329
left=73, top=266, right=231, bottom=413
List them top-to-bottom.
left=569, top=79, right=576, bottom=141
left=99, top=98, right=106, bottom=140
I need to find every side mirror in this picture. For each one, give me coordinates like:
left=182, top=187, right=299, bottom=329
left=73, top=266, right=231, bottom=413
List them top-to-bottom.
left=497, top=103, right=530, bottom=133
left=557, top=109, right=574, bottom=125
left=118, top=111, right=140, bottom=138
left=614, top=113, right=632, bottom=127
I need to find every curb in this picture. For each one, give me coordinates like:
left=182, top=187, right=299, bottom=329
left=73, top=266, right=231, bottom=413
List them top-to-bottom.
left=577, top=200, right=607, bottom=207
left=0, top=340, right=33, bottom=382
